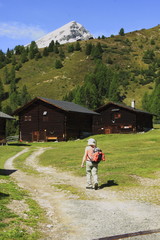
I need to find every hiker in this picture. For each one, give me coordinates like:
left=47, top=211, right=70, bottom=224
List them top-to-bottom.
left=81, top=138, right=99, bottom=190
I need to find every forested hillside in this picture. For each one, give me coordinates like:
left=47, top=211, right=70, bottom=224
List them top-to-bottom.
left=1, top=24, right=160, bottom=131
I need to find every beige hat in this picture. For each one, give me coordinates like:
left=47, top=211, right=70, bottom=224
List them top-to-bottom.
left=87, top=138, right=96, bottom=146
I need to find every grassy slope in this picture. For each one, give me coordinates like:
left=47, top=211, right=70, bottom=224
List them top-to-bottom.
left=1, top=25, right=160, bottom=109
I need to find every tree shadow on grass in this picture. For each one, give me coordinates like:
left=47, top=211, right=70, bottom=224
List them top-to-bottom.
left=8, top=143, right=31, bottom=146
left=0, top=169, right=17, bottom=176
left=99, top=180, right=118, bottom=189
left=0, top=192, right=10, bottom=199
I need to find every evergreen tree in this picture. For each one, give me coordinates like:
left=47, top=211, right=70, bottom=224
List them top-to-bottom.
left=119, top=28, right=125, bottom=36
left=48, top=40, right=55, bottom=52
left=29, top=41, right=39, bottom=59
left=75, top=41, right=81, bottom=51
left=85, top=43, right=93, bottom=55
left=91, top=43, right=103, bottom=60
left=67, top=44, right=74, bottom=53
left=14, top=45, right=25, bottom=55
left=54, top=45, right=59, bottom=54
left=43, top=47, right=49, bottom=56
left=59, top=47, right=65, bottom=60
left=6, top=48, right=13, bottom=58
left=0, top=50, right=6, bottom=69
left=21, top=50, right=28, bottom=63
left=142, top=50, right=155, bottom=64
left=35, top=52, right=42, bottom=60
left=11, top=55, right=17, bottom=65
left=55, top=59, right=63, bottom=69
left=3, top=66, right=10, bottom=84
left=9, top=66, right=16, bottom=84
left=108, top=73, right=120, bottom=102
left=0, top=79, right=4, bottom=101
left=150, top=84, right=160, bottom=117
left=19, top=85, right=31, bottom=105
left=142, top=92, right=150, bottom=111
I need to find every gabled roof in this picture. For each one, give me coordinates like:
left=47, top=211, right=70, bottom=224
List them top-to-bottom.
left=13, top=97, right=99, bottom=115
left=95, top=102, right=154, bottom=116
left=0, top=111, right=14, bottom=119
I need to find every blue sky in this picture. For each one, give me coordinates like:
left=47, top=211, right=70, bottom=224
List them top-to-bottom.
left=0, top=0, right=160, bottom=52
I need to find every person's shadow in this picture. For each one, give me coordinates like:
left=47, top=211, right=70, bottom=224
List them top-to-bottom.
left=0, top=169, right=17, bottom=176
left=99, top=180, right=118, bottom=189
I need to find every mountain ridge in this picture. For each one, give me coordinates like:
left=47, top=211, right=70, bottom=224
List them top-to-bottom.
left=33, top=21, right=93, bottom=48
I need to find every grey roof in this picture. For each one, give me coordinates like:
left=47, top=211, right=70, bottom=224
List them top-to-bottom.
left=39, top=97, right=99, bottom=115
left=96, top=102, right=155, bottom=115
left=0, top=111, right=14, bottom=119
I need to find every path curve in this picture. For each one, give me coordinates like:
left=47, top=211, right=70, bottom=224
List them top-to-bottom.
left=4, top=147, right=160, bottom=240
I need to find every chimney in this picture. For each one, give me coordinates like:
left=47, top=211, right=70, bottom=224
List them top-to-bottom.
left=131, top=100, right=135, bottom=108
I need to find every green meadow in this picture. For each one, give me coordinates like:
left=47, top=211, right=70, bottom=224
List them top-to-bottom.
left=0, top=128, right=160, bottom=238
left=38, top=129, right=160, bottom=187
left=0, top=145, right=46, bottom=239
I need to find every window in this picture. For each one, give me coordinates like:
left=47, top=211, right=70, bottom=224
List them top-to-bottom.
left=43, top=111, right=48, bottom=116
left=114, top=113, right=121, bottom=119
left=24, top=116, right=32, bottom=121
left=43, top=116, right=48, bottom=122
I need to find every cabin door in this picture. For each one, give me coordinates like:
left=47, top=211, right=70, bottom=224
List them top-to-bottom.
left=32, top=130, right=46, bottom=141
left=32, top=131, right=39, bottom=141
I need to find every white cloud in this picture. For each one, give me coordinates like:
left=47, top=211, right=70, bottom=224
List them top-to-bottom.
left=0, top=22, right=46, bottom=40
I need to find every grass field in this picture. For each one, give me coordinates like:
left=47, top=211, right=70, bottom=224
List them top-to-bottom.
left=0, top=129, right=160, bottom=238
left=38, top=129, right=160, bottom=187
left=0, top=145, right=46, bottom=239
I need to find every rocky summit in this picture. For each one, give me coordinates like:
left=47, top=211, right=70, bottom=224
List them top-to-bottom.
left=35, top=21, right=93, bottom=48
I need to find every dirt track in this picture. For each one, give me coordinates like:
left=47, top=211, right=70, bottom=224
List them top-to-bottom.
left=4, top=147, right=160, bottom=240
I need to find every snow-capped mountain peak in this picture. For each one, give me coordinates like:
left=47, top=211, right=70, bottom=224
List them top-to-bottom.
left=35, top=21, right=93, bottom=48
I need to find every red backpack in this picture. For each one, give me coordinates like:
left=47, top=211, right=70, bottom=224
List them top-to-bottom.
left=89, top=148, right=105, bottom=163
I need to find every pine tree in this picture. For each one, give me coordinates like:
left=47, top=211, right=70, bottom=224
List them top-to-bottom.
left=119, top=28, right=125, bottom=36
left=48, top=40, right=55, bottom=52
left=29, top=41, right=39, bottom=59
left=75, top=41, right=81, bottom=51
left=85, top=43, right=93, bottom=55
left=91, top=43, right=103, bottom=60
left=67, top=44, right=74, bottom=53
left=14, top=45, right=25, bottom=55
left=54, top=45, right=59, bottom=54
left=59, top=47, right=65, bottom=60
left=21, top=50, right=28, bottom=63
left=55, top=59, right=63, bottom=69
left=3, top=66, right=10, bottom=84
left=108, top=73, right=120, bottom=102
left=0, top=79, right=4, bottom=101
left=19, top=85, right=31, bottom=105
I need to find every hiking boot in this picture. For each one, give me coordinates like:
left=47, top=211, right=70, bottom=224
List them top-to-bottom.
left=94, top=183, right=98, bottom=190
left=86, top=186, right=93, bottom=189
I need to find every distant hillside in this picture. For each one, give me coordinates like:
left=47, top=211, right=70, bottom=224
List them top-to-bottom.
left=1, top=24, right=160, bottom=114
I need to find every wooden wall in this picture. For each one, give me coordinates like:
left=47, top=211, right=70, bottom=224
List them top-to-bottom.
left=18, top=100, right=94, bottom=141
left=19, top=100, right=65, bottom=142
left=93, top=104, right=152, bottom=134
left=0, top=118, right=6, bottom=140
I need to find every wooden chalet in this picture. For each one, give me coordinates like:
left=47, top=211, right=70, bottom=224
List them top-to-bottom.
left=13, top=97, right=99, bottom=142
left=93, top=102, right=154, bottom=134
left=0, top=111, right=14, bottom=144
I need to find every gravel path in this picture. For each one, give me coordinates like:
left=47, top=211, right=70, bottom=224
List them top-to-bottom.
left=4, top=147, right=160, bottom=240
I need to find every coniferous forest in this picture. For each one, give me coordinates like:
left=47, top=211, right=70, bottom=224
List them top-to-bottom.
left=1, top=25, right=160, bottom=135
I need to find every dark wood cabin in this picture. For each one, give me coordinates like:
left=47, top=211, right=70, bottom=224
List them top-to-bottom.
left=13, top=97, right=99, bottom=142
left=93, top=102, right=154, bottom=134
left=0, top=111, right=14, bottom=143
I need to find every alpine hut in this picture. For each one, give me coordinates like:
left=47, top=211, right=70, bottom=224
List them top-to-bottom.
left=13, top=97, right=99, bottom=142
left=93, top=101, right=154, bottom=134
left=0, top=111, right=14, bottom=144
